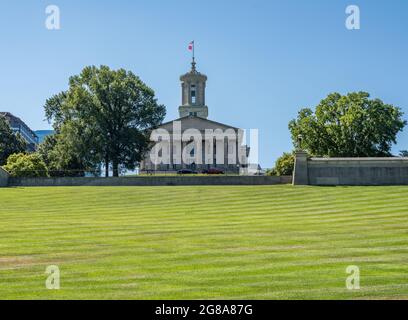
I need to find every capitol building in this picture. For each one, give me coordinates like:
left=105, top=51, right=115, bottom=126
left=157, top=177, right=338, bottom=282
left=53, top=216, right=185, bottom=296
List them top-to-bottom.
left=140, top=58, right=250, bottom=174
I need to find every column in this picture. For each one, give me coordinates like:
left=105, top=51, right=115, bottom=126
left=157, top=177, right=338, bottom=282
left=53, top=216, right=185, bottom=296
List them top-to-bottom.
left=292, top=151, right=309, bottom=185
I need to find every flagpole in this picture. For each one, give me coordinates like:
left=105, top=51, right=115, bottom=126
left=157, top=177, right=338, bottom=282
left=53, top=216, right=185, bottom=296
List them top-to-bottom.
left=189, top=41, right=196, bottom=71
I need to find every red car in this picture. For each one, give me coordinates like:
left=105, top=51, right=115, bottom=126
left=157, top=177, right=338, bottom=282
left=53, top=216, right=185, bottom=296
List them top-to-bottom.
left=202, top=168, right=224, bottom=175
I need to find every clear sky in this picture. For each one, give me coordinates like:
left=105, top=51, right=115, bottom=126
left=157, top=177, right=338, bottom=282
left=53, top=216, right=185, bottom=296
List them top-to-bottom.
left=0, top=0, right=407, bottom=168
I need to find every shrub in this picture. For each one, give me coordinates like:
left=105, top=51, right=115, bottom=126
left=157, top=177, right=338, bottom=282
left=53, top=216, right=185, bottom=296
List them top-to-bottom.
left=268, top=152, right=295, bottom=176
left=3, top=153, right=48, bottom=177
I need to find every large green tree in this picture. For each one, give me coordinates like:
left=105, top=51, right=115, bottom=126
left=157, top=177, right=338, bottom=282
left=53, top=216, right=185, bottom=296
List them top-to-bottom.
left=44, top=66, right=166, bottom=177
left=289, top=92, right=406, bottom=157
left=0, top=115, right=26, bottom=165
left=37, top=134, right=96, bottom=177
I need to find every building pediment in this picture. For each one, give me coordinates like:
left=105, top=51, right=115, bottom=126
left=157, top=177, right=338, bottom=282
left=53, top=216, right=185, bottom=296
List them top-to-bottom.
left=157, top=116, right=239, bottom=133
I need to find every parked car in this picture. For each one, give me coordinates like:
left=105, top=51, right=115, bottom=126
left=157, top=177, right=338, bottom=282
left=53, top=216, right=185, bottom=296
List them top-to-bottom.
left=202, top=168, right=224, bottom=175
left=177, top=169, right=198, bottom=174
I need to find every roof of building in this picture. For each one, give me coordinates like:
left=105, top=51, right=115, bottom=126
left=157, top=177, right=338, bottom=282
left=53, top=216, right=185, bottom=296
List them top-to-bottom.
left=180, top=60, right=207, bottom=80
left=0, top=112, right=38, bottom=139
left=157, top=115, right=239, bottom=131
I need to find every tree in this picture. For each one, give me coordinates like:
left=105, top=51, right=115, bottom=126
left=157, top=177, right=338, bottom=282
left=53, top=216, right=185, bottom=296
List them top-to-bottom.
left=44, top=65, right=166, bottom=177
left=289, top=92, right=406, bottom=157
left=0, top=115, right=26, bottom=165
left=37, top=134, right=95, bottom=177
left=399, top=150, right=408, bottom=157
left=267, top=152, right=294, bottom=176
left=3, top=153, right=48, bottom=177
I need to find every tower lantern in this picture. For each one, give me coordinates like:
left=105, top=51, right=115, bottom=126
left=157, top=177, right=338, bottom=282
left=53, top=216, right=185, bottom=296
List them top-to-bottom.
left=179, top=58, right=208, bottom=119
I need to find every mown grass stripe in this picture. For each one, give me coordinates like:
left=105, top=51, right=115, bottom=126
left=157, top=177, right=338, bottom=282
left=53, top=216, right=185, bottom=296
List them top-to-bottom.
left=0, top=185, right=407, bottom=299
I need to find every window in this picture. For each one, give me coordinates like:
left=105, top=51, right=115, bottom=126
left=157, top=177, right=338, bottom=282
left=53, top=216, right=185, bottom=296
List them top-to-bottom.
left=191, top=84, right=196, bottom=104
left=190, top=148, right=195, bottom=157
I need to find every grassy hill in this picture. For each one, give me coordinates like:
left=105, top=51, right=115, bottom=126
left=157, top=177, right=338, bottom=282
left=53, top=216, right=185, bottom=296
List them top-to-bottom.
left=0, top=185, right=407, bottom=299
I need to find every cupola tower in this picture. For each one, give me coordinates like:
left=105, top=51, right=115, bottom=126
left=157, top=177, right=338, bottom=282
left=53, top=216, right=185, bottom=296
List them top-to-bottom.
left=178, top=57, right=208, bottom=119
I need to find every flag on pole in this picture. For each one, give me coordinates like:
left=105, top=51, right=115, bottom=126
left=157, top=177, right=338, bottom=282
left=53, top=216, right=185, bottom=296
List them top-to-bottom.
left=188, top=41, right=194, bottom=51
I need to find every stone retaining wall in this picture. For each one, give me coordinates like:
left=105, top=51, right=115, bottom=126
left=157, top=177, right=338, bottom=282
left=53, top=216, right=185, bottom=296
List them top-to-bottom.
left=293, top=151, right=408, bottom=186
left=6, top=175, right=292, bottom=187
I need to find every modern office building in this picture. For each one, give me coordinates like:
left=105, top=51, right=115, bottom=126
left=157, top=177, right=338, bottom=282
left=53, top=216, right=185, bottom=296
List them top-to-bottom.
left=0, top=112, right=39, bottom=151
left=34, top=130, right=55, bottom=143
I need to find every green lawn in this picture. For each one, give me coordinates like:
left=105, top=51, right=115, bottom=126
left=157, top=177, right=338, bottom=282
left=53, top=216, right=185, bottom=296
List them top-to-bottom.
left=0, top=185, right=407, bottom=300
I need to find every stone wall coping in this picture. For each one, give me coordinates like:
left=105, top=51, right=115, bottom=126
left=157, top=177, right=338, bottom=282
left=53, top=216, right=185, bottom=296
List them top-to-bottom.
left=309, top=157, right=408, bottom=161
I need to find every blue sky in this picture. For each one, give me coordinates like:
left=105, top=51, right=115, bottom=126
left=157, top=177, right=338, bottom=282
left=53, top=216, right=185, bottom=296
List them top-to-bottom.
left=0, top=0, right=407, bottom=167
